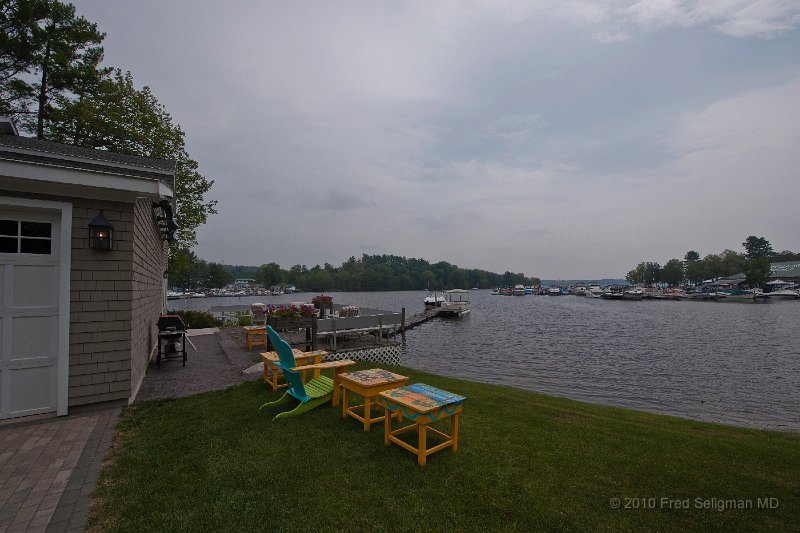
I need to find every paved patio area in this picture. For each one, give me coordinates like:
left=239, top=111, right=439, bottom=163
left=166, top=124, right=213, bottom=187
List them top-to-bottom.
left=0, top=408, right=119, bottom=533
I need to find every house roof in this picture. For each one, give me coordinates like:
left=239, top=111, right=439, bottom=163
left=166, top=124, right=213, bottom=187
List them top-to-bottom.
left=0, top=133, right=175, bottom=200
left=769, top=261, right=800, bottom=278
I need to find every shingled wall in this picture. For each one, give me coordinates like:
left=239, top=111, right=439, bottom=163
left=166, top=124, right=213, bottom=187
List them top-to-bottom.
left=68, top=199, right=135, bottom=407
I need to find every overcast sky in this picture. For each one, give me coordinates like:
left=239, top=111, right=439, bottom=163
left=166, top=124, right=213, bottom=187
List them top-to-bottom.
left=71, top=0, right=800, bottom=279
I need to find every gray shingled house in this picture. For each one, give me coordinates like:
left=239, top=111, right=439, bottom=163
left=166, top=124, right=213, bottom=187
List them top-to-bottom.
left=0, top=117, right=175, bottom=421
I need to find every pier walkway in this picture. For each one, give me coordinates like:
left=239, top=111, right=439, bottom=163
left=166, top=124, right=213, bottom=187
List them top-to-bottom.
left=402, top=307, right=442, bottom=331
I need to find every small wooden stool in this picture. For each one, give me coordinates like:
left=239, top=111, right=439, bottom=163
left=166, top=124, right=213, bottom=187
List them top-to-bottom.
left=243, top=326, right=267, bottom=350
left=260, top=349, right=327, bottom=391
left=339, top=369, right=408, bottom=431
left=379, top=384, right=466, bottom=466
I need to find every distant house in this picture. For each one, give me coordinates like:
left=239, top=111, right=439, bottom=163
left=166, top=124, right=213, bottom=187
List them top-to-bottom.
left=0, top=117, right=175, bottom=421
left=710, top=261, right=800, bottom=287
left=768, top=261, right=800, bottom=283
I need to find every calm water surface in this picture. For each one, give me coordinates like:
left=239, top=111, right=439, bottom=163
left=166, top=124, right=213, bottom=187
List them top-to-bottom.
left=172, top=291, right=800, bottom=431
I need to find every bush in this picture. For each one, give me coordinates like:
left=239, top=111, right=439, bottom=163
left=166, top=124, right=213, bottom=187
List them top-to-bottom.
left=166, top=309, right=222, bottom=329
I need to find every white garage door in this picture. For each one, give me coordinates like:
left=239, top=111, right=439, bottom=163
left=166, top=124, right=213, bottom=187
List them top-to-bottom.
left=0, top=207, right=63, bottom=419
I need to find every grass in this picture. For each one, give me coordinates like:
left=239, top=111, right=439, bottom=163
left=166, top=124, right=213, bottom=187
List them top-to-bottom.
left=88, top=363, right=799, bottom=532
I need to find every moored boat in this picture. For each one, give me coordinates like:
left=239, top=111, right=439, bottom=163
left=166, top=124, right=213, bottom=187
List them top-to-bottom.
left=513, top=285, right=526, bottom=296
left=623, top=288, right=644, bottom=300
left=440, top=289, right=471, bottom=317
left=424, top=291, right=446, bottom=308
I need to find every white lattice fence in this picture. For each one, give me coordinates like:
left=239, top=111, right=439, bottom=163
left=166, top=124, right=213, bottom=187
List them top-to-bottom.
left=323, top=345, right=402, bottom=366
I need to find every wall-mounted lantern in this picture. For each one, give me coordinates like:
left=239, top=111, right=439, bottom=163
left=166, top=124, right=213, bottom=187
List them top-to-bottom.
left=88, top=210, right=113, bottom=250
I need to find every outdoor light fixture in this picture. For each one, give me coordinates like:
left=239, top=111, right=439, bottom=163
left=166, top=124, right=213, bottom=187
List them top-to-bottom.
left=88, top=210, right=113, bottom=250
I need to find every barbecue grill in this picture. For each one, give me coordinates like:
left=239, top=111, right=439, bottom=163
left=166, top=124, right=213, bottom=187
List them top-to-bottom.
left=156, top=314, right=188, bottom=367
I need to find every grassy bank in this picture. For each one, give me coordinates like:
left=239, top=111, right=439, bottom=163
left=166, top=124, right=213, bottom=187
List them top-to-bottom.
left=89, top=364, right=799, bottom=532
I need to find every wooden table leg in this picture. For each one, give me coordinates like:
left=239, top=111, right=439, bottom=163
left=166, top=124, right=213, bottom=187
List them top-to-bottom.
left=341, top=386, right=349, bottom=418
left=364, top=395, right=372, bottom=432
left=384, top=405, right=391, bottom=446
left=452, top=413, right=459, bottom=453
left=418, top=424, right=427, bottom=466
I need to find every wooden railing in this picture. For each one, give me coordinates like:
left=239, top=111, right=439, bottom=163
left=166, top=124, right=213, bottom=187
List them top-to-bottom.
left=311, top=312, right=403, bottom=351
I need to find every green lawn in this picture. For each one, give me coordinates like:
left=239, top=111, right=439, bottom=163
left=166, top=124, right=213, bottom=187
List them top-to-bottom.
left=89, top=363, right=799, bottom=532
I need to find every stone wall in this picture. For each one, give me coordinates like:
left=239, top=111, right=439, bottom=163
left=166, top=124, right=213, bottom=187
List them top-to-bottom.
left=130, top=198, right=167, bottom=400
left=68, top=199, right=134, bottom=407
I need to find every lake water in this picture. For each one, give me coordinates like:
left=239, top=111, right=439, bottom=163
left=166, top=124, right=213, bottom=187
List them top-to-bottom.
left=171, top=291, right=800, bottom=431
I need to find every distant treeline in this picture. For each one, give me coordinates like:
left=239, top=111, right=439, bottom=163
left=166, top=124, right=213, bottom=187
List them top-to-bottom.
left=625, top=236, right=800, bottom=287
left=169, top=251, right=540, bottom=291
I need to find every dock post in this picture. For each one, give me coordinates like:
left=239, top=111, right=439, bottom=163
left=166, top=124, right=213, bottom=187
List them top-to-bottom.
left=401, top=307, right=406, bottom=333
left=311, top=314, right=318, bottom=351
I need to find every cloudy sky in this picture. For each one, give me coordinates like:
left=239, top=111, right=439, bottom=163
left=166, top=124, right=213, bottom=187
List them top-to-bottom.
left=72, top=0, right=800, bottom=279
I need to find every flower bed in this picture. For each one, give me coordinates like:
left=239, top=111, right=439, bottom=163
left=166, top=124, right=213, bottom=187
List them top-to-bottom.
left=267, top=304, right=316, bottom=331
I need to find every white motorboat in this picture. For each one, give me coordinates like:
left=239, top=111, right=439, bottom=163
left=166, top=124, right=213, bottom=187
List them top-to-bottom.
left=764, top=280, right=800, bottom=300
left=513, top=284, right=526, bottom=296
left=547, top=285, right=562, bottom=296
left=588, top=285, right=604, bottom=297
left=623, top=288, right=644, bottom=300
left=440, top=289, right=470, bottom=317
left=424, top=291, right=446, bottom=307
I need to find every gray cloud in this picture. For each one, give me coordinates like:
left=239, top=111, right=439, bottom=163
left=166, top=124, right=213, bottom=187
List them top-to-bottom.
left=72, top=0, right=800, bottom=278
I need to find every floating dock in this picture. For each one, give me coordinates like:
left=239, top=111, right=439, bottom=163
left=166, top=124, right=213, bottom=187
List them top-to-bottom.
left=401, top=307, right=442, bottom=331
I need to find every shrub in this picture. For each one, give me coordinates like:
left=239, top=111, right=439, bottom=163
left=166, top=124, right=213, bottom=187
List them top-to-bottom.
left=165, top=310, right=222, bottom=329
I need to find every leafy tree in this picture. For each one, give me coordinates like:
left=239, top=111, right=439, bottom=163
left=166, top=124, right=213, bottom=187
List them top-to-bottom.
left=0, top=0, right=105, bottom=138
left=0, top=0, right=41, bottom=116
left=48, top=70, right=216, bottom=248
left=742, top=236, right=774, bottom=260
left=168, top=248, right=195, bottom=289
left=720, top=249, right=746, bottom=277
left=684, top=250, right=700, bottom=262
left=772, top=250, right=800, bottom=262
left=701, top=254, right=723, bottom=280
left=743, top=258, right=771, bottom=288
left=661, top=259, right=684, bottom=286
left=685, top=260, right=705, bottom=285
left=255, top=262, right=284, bottom=287
left=626, top=262, right=644, bottom=284
left=643, top=262, right=661, bottom=285
left=206, top=263, right=232, bottom=288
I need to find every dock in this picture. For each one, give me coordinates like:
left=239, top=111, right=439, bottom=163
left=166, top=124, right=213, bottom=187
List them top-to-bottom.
left=402, top=307, right=442, bottom=331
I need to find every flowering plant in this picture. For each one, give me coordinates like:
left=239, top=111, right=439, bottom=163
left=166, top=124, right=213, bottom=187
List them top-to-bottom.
left=311, top=294, right=333, bottom=306
left=267, top=304, right=317, bottom=319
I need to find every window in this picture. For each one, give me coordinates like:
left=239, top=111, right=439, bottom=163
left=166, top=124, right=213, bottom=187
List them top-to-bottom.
left=0, top=219, right=52, bottom=255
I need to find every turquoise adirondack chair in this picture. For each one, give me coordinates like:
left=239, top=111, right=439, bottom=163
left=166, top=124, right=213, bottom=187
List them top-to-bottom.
left=259, top=326, right=355, bottom=420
